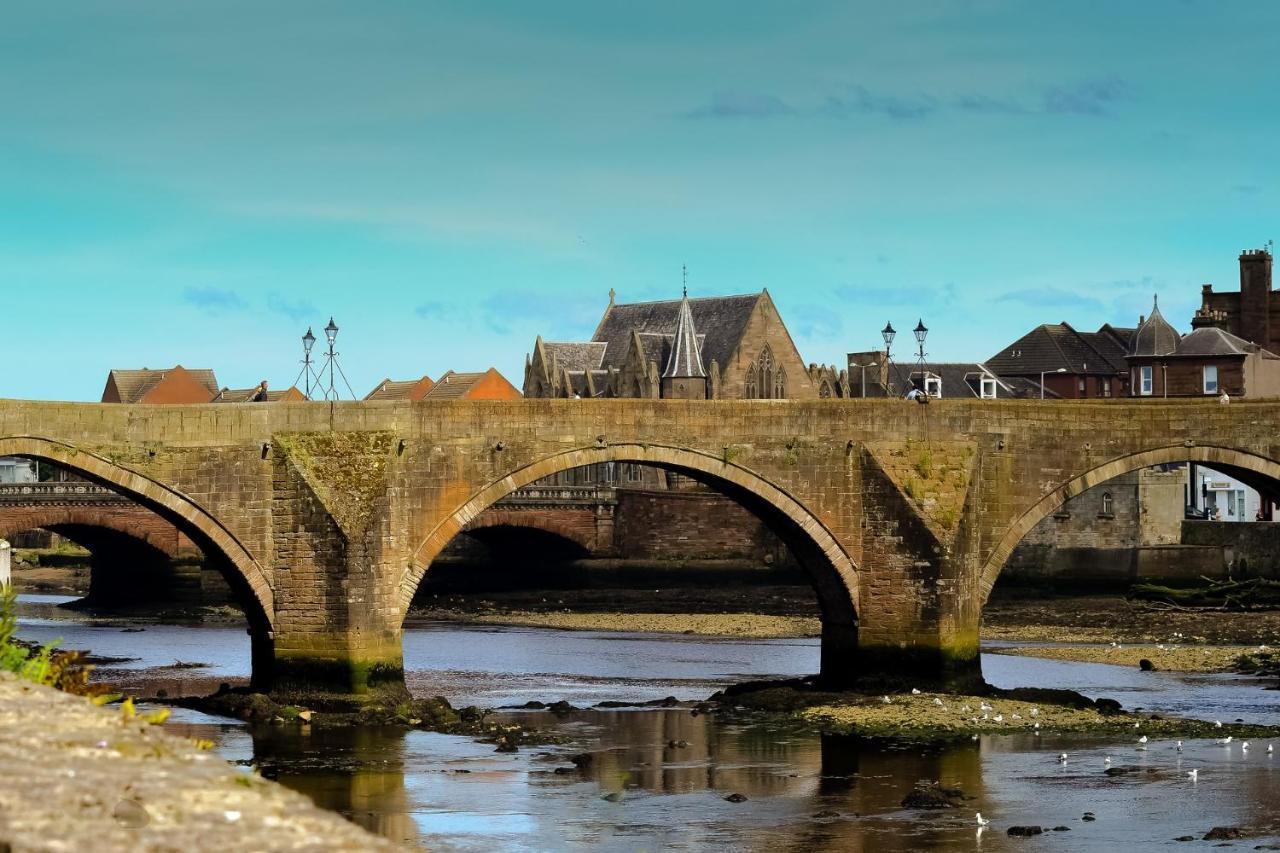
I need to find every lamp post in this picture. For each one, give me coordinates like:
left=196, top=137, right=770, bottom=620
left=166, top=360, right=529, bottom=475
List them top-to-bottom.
left=323, top=317, right=339, bottom=401
left=913, top=319, right=928, bottom=395
left=881, top=322, right=896, bottom=395
left=302, top=327, right=316, bottom=399
left=850, top=361, right=874, bottom=398
left=1040, top=367, right=1067, bottom=399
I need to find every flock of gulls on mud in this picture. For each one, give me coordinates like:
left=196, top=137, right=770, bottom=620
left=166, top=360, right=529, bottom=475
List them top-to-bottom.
left=883, top=686, right=1276, bottom=833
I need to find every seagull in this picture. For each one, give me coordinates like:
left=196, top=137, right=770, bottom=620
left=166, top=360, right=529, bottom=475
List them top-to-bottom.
left=912, top=688, right=922, bottom=695
left=882, top=696, right=892, bottom=704
left=934, top=697, right=945, bottom=707
left=980, top=703, right=993, bottom=712
left=1029, top=707, right=1039, bottom=717
left=994, top=714, right=1004, bottom=723
left=1012, top=714, right=1022, bottom=721
left=1215, top=720, right=1223, bottom=728
left=1034, top=722, right=1041, bottom=729
left=1133, top=722, right=1141, bottom=729
left=1137, top=735, right=1148, bottom=751
left=1138, top=735, right=1148, bottom=744
left=1218, top=736, right=1234, bottom=746
left=1177, top=741, right=1184, bottom=752
left=1243, top=741, right=1250, bottom=751
left=1268, top=744, right=1274, bottom=755
left=1058, top=753, right=1069, bottom=764
left=1104, top=756, right=1112, bottom=765
left=1187, top=769, right=1199, bottom=781
left=976, top=812, right=990, bottom=826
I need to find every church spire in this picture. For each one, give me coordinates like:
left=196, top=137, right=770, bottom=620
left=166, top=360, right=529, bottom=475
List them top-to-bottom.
left=662, top=289, right=706, bottom=379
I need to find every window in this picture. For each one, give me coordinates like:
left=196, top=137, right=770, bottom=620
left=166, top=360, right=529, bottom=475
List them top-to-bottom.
left=747, top=346, right=776, bottom=399
left=773, top=365, right=787, bottom=399
left=1203, top=365, right=1219, bottom=395
left=1140, top=366, right=1153, bottom=396
left=924, top=374, right=942, bottom=398
left=980, top=377, right=997, bottom=399
left=1078, top=377, right=1086, bottom=394
left=1101, top=377, right=1111, bottom=397
left=1101, top=492, right=1114, bottom=516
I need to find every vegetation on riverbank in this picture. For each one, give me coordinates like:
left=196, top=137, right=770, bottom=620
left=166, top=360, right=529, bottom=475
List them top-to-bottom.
left=0, top=584, right=108, bottom=698
left=716, top=680, right=1280, bottom=742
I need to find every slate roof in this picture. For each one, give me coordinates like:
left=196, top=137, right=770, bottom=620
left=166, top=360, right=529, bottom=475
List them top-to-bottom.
left=592, top=293, right=760, bottom=371
left=1128, top=301, right=1179, bottom=357
left=986, top=323, right=1130, bottom=376
left=1169, top=327, right=1277, bottom=358
left=543, top=342, right=606, bottom=373
left=887, top=362, right=1029, bottom=399
left=105, top=367, right=219, bottom=403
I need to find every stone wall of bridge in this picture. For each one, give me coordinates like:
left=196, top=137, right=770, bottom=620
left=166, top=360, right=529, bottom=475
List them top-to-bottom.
left=3, top=397, right=1280, bottom=695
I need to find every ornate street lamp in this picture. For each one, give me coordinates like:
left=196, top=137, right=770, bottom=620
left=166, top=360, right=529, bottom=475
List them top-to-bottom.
left=324, top=317, right=339, bottom=346
left=323, top=318, right=339, bottom=400
left=913, top=319, right=929, bottom=395
left=913, top=319, right=928, bottom=347
left=881, top=322, right=897, bottom=396
left=301, top=327, right=316, bottom=399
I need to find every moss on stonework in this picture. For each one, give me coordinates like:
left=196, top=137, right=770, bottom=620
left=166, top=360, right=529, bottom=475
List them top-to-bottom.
left=274, top=431, right=397, bottom=538
left=865, top=439, right=975, bottom=543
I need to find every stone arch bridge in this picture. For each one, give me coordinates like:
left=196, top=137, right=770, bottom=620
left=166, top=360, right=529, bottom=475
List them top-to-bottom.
left=2, top=398, right=1277, bottom=696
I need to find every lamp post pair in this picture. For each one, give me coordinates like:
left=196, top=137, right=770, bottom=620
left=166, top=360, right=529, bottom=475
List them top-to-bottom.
left=301, top=318, right=340, bottom=400
left=880, top=319, right=928, bottom=397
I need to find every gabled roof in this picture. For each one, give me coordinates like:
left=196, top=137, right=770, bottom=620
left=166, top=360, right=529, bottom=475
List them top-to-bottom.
left=592, top=293, right=760, bottom=371
left=986, top=323, right=1129, bottom=376
left=888, top=362, right=1027, bottom=399
left=102, top=366, right=219, bottom=404
left=422, top=368, right=522, bottom=400
left=423, top=371, right=487, bottom=399
left=364, top=375, right=434, bottom=401
left=212, top=385, right=306, bottom=403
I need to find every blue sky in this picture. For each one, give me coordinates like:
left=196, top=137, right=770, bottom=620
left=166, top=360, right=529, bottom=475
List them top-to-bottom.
left=2, top=0, right=1278, bottom=400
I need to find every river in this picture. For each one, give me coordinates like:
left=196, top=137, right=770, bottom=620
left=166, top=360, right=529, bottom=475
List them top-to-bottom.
left=15, top=594, right=1280, bottom=851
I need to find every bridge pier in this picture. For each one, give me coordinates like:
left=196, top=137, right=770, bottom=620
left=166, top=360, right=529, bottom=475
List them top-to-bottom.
left=269, top=631, right=406, bottom=705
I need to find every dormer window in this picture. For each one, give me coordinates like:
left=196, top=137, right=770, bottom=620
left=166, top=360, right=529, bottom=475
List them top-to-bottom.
left=979, top=377, right=997, bottom=399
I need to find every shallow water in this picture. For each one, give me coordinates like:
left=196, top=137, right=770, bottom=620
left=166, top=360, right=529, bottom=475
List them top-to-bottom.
left=15, top=594, right=1280, bottom=850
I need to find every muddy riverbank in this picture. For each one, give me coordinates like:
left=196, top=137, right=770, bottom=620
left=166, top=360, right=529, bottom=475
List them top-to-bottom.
left=0, top=674, right=395, bottom=851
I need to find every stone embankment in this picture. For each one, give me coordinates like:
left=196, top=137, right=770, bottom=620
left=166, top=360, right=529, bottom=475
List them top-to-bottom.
left=0, top=674, right=399, bottom=852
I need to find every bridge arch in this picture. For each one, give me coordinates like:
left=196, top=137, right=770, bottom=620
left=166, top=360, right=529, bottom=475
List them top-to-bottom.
left=0, top=435, right=274, bottom=630
left=403, top=442, right=858, bottom=631
left=980, top=443, right=1280, bottom=602
left=460, top=510, right=596, bottom=554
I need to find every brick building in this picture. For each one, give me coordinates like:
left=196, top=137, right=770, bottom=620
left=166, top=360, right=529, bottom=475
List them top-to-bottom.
left=1193, top=248, right=1279, bottom=353
left=985, top=323, right=1133, bottom=398
left=364, top=375, right=435, bottom=401
left=212, top=381, right=307, bottom=402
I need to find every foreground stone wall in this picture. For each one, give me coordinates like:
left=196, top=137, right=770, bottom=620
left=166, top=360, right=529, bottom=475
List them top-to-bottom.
left=1182, top=520, right=1280, bottom=578
left=0, top=674, right=395, bottom=851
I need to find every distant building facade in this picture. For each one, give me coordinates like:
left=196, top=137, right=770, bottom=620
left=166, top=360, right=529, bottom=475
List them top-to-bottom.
left=1192, top=248, right=1280, bottom=354
left=524, top=290, right=821, bottom=400
left=985, top=323, right=1133, bottom=398
left=101, top=366, right=220, bottom=404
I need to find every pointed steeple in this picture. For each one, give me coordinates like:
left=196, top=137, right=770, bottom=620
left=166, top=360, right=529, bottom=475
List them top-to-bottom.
left=662, top=291, right=706, bottom=379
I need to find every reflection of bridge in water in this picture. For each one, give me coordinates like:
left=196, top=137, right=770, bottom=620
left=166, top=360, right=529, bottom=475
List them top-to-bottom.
left=3, top=396, right=1280, bottom=696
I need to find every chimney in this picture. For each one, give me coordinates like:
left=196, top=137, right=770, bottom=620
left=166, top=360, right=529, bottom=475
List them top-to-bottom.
left=1238, top=248, right=1273, bottom=347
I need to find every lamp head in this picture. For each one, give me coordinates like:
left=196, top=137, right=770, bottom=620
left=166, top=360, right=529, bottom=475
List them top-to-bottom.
left=324, top=317, right=339, bottom=345
left=913, top=319, right=928, bottom=345
left=881, top=322, right=897, bottom=349
left=302, top=327, right=316, bottom=355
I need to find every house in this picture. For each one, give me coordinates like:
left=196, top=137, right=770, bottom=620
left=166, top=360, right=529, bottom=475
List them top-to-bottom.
left=1192, top=248, right=1279, bottom=353
left=524, top=289, right=818, bottom=400
left=1126, top=299, right=1280, bottom=398
left=985, top=322, right=1133, bottom=398
left=844, top=351, right=1042, bottom=399
left=101, top=366, right=220, bottom=404
left=422, top=369, right=521, bottom=400
left=364, top=375, right=435, bottom=401
left=211, top=381, right=307, bottom=403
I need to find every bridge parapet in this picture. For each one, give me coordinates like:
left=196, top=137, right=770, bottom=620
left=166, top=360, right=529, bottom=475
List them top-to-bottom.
left=0, top=482, right=126, bottom=504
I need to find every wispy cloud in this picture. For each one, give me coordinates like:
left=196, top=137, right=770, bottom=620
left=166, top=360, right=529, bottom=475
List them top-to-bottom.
left=1042, top=77, right=1127, bottom=116
left=684, top=78, right=1129, bottom=123
left=821, top=86, right=937, bottom=121
left=683, top=91, right=795, bottom=119
left=1233, top=183, right=1262, bottom=196
left=835, top=282, right=959, bottom=307
left=182, top=286, right=247, bottom=313
left=994, top=287, right=1105, bottom=312
left=480, top=289, right=603, bottom=337
left=266, top=292, right=317, bottom=322
left=414, top=300, right=466, bottom=321
left=789, top=303, right=844, bottom=339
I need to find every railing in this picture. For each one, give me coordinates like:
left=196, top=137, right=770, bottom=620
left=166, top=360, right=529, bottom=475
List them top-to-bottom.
left=0, top=482, right=127, bottom=503
left=495, top=485, right=617, bottom=507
